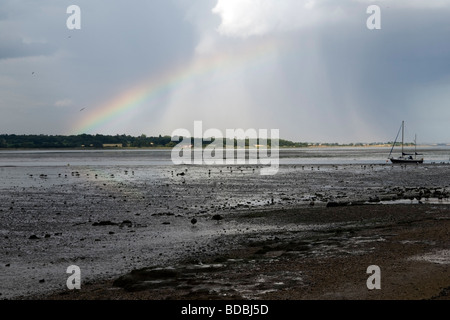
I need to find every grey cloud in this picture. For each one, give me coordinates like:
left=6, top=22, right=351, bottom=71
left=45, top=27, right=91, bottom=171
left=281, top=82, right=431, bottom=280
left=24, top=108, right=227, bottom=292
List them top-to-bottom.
left=0, top=36, right=56, bottom=60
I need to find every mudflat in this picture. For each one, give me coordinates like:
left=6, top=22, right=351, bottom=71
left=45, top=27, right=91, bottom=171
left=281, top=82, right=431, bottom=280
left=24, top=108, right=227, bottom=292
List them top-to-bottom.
left=1, top=163, right=449, bottom=300
left=35, top=203, right=450, bottom=300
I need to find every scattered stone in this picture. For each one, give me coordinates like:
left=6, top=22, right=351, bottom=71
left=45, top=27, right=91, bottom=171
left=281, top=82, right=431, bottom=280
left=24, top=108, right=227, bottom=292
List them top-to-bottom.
left=368, top=196, right=380, bottom=203
left=326, top=201, right=349, bottom=207
left=151, top=212, right=174, bottom=216
left=92, top=220, right=118, bottom=226
left=119, top=220, right=133, bottom=228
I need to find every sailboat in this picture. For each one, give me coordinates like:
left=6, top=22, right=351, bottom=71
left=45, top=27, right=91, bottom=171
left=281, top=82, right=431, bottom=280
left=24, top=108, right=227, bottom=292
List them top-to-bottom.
left=388, top=121, right=424, bottom=164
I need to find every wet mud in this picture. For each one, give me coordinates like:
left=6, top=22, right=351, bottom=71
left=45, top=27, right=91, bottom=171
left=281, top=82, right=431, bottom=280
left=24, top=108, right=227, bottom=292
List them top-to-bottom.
left=1, top=163, right=449, bottom=300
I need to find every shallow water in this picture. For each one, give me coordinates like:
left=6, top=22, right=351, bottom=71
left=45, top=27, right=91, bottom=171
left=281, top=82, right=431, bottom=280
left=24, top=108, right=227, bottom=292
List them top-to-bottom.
left=0, top=145, right=449, bottom=167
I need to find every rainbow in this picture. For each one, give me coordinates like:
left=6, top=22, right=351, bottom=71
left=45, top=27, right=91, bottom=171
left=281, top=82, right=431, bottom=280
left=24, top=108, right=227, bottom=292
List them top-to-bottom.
left=71, top=37, right=289, bottom=135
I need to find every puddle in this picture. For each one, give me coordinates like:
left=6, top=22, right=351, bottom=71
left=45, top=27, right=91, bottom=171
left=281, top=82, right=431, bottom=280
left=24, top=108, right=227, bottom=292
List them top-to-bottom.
left=378, top=198, right=449, bottom=205
left=409, top=249, right=450, bottom=265
left=234, top=271, right=306, bottom=299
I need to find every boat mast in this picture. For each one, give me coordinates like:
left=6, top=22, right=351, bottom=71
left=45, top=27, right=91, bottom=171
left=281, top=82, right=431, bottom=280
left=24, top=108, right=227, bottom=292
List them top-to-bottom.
left=401, top=120, right=404, bottom=155
left=388, top=122, right=402, bottom=159
left=414, top=134, right=417, bottom=158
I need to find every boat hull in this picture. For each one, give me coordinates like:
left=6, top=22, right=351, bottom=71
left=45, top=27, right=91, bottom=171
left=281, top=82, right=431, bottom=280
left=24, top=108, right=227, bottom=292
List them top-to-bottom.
left=390, top=158, right=423, bottom=164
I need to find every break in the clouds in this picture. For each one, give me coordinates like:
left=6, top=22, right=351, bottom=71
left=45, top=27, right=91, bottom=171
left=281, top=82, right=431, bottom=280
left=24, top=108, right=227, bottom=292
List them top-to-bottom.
left=0, top=0, right=450, bottom=143
left=211, top=0, right=450, bottom=37
left=212, top=0, right=342, bottom=38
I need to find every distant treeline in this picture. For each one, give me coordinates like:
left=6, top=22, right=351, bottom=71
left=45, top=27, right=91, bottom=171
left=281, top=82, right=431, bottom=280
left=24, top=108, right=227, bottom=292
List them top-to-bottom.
left=0, top=134, right=311, bottom=149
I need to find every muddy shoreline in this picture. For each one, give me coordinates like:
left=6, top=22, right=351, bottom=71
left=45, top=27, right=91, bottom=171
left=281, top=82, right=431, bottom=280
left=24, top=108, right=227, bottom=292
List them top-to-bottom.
left=1, top=163, right=449, bottom=300
left=30, top=203, right=450, bottom=300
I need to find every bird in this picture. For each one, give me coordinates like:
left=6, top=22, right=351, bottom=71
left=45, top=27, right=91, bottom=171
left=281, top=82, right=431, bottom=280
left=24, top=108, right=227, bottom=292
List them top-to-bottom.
left=79, top=107, right=86, bottom=112
left=190, top=218, right=197, bottom=225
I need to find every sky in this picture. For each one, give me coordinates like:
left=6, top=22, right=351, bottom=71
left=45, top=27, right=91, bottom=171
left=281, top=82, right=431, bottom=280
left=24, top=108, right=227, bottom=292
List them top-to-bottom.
left=1, top=0, right=449, bottom=144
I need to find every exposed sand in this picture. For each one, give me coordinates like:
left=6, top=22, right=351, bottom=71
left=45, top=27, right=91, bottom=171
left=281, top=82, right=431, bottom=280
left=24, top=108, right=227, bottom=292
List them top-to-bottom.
left=1, top=163, right=449, bottom=300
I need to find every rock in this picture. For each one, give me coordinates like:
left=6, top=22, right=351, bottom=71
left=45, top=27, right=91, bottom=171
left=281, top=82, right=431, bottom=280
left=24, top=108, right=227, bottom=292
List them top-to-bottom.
left=378, top=194, right=398, bottom=202
left=326, top=201, right=349, bottom=207
left=349, top=201, right=366, bottom=206
left=212, top=214, right=223, bottom=221
left=92, top=220, right=118, bottom=226
left=119, top=220, right=132, bottom=228
left=28, top=235, right=40, bottom=240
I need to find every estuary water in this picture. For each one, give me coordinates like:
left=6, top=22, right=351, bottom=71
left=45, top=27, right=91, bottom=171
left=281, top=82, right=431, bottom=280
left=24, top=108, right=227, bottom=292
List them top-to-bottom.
left=0, top=146, right=449, bottom=167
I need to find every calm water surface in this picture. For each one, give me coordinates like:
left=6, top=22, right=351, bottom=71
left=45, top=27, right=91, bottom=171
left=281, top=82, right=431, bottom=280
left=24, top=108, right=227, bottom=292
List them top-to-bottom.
left=0, top=146, right=449, bottom=166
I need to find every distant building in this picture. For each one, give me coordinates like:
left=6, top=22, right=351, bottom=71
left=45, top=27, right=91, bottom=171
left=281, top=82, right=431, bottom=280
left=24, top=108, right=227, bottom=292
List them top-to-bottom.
left=102, top=143, right=123, bottom=148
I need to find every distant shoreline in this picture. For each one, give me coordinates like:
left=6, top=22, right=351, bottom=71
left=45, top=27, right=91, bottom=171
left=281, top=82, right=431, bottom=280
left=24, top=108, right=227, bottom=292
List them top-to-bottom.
left=2, top=133, right=448, bottom=150
left=0, top=144, right=448, bottom=151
